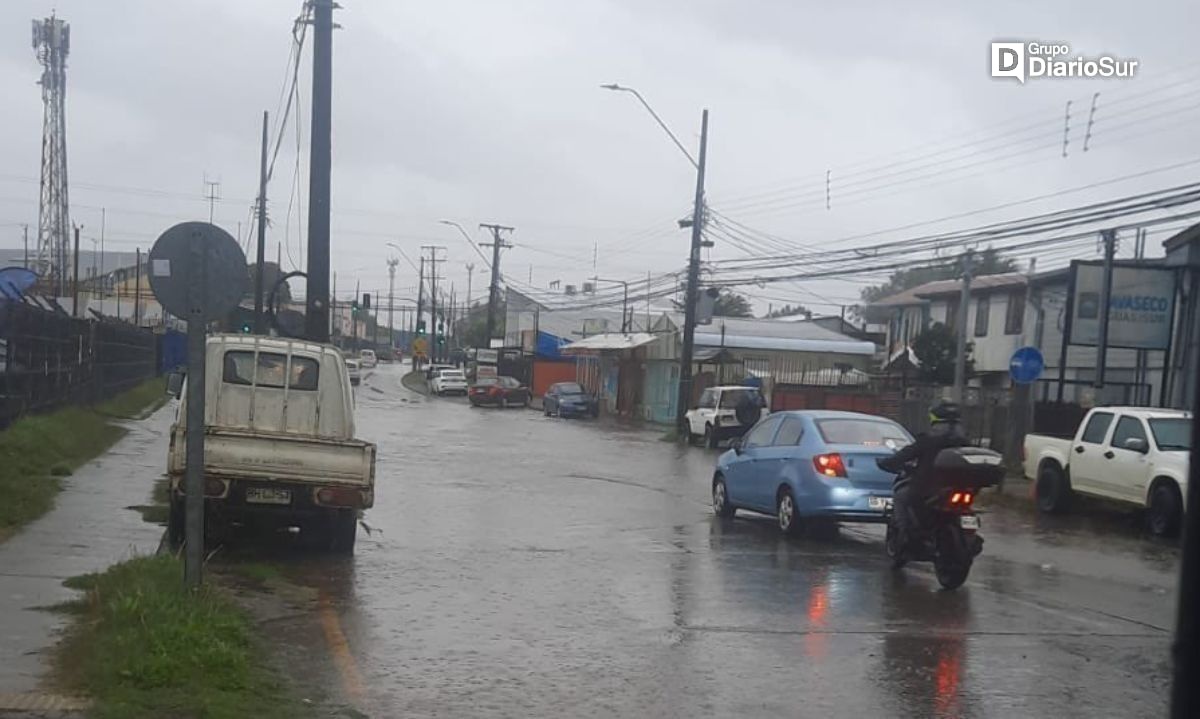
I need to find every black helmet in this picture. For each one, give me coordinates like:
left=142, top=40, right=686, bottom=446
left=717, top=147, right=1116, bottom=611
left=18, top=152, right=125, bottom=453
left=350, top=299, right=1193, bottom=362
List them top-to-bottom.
left=929, top=400, right=961, bottom=424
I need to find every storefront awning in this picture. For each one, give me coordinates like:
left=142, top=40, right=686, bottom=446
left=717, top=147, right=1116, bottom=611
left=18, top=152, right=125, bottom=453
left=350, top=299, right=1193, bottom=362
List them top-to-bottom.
left=561, top=332, right=657, bottom=354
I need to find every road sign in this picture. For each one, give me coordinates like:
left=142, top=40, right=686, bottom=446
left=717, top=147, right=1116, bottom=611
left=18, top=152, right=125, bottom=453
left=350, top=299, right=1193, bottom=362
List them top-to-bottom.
left=148, top=222, right=246, bottom=589
left=148, top=222, right=247, bottom=320
left=412, top=337, right=429, bottom=357
left=1009, top=346, right=1045, bottom=385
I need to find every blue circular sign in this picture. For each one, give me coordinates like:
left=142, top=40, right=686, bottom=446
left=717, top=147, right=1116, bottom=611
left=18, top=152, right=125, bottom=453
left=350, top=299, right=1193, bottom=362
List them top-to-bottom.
left=1009, top=346, right=1045, bottom=385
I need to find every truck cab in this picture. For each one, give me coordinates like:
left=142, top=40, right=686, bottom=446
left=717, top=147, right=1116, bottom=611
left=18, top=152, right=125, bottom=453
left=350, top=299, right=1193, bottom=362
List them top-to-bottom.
left=168, top=335, right=376, bottom=552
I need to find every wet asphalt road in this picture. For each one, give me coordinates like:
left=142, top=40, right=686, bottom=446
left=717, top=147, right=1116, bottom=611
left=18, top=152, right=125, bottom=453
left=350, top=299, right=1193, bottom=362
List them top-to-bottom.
left=254, top=365, right=1181, bottom=718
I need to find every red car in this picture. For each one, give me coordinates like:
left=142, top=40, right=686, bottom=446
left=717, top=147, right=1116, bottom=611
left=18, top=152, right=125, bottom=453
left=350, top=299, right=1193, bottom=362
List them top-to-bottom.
left=468, top=376, right=531, bottom=408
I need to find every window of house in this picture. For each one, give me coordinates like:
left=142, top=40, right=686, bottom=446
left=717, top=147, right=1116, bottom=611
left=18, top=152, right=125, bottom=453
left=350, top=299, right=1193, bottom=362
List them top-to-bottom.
left=1005, top=291, right=1025, bottom=335
left=974, top=295, right=990, bottom=337
left=944, top=301, right=958, bottom=333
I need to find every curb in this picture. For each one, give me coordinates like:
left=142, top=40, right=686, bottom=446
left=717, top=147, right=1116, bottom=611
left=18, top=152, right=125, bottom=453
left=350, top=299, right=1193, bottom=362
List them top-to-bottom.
left=401, top=371, right=430, bottom=395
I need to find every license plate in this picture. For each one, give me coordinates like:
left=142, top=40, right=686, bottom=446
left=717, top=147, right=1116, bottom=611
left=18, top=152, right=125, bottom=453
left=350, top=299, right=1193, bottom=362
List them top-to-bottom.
left=245, top=487, right=291, bottom=505
left=868, top=496, right=893, bottom=511
left=959, top=515, right=980, bottom=529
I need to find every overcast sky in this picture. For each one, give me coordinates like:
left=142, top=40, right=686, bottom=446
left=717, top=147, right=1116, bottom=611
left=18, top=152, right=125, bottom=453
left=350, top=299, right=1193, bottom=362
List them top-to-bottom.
left=2, top=0, right=1198, bottom=316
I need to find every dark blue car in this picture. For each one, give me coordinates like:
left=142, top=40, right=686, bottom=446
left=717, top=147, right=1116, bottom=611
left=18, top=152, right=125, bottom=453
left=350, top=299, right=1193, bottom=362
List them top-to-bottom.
left=543, top=382, right=599, bottom=418
left=712, top=410, right=913, bottom=535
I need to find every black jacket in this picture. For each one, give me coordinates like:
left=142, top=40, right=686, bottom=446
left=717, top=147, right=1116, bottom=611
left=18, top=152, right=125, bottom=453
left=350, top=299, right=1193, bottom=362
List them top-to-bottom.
left=878, top=421, right=969, bottom=493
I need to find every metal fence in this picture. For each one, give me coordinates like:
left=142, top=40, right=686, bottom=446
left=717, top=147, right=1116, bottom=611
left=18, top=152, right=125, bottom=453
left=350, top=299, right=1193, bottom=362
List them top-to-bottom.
left=0, top=301, right=159, bottom=428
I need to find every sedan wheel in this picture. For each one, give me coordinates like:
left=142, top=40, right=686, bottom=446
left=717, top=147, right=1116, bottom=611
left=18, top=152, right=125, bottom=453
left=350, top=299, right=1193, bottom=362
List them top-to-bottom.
left=713, top=476, right=735, bottom=519
left=777, top=488, right=802, bottom=536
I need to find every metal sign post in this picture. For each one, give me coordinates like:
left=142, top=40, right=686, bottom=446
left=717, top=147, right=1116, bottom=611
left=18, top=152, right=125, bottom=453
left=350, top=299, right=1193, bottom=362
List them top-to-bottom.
left=149, top=222, right=246, bottom=588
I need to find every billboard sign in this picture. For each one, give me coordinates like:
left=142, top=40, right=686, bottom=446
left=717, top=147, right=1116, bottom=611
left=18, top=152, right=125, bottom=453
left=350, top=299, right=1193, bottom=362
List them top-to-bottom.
left=1068, top=262, right=1176, bottom=350
left=475, top=348, right=499, bottom=364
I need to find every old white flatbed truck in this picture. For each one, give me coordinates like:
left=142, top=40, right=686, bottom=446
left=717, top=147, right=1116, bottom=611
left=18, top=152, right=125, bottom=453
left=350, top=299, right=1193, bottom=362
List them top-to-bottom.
left=167, top=334, right=376, bottom=552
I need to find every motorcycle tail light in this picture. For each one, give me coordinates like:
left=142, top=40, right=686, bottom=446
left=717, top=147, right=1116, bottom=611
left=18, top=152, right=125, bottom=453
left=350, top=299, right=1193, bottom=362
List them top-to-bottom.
left=813, top=453, right=847, bottom=478
left=948, top=491, right=975, bottom=507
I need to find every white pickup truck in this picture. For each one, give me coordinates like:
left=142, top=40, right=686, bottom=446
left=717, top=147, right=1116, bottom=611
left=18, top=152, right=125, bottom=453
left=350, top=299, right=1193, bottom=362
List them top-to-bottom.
left=167, top=334, right=377, bottom=552
left=1023, top=406, right=1191, bottom=537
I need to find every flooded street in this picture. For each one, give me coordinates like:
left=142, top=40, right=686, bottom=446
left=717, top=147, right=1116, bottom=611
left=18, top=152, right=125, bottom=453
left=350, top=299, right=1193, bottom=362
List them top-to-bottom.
left=217, top=363, right=1177, bottom=718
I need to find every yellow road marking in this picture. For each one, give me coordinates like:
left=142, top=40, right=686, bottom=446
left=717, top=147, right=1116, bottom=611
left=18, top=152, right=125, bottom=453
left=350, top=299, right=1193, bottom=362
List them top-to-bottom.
left=318, top=592, right=366, bottom=706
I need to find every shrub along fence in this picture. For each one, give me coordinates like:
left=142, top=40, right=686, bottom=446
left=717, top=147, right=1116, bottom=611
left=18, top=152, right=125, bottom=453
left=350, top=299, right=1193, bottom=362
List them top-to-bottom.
left=0, top=300, right=160, bottom=429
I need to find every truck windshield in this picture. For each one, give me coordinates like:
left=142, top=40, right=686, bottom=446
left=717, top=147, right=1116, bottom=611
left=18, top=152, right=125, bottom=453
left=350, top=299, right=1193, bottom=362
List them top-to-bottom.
left=224, top=351, right=319, bottom=391
left=1149, top=418, right=1191, bottom=451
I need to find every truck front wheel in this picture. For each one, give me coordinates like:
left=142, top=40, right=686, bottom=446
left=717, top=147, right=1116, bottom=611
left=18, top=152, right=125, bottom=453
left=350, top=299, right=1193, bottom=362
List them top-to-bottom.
left=1147, top=480, right=1183, bottom=538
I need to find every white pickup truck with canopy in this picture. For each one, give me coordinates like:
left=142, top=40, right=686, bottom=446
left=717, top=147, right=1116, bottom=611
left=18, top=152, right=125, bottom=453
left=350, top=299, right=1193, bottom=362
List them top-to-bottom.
left=167, top=335, right=376, bottom=551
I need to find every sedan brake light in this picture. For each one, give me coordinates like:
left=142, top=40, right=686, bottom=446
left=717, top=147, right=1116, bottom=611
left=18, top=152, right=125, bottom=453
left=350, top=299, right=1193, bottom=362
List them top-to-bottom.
left=813, top=453, right=847, bottom=478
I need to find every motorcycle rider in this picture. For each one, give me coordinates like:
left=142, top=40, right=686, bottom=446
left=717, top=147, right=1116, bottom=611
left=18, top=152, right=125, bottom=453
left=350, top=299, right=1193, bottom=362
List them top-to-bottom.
left=879, top=400, right=970, bottom=548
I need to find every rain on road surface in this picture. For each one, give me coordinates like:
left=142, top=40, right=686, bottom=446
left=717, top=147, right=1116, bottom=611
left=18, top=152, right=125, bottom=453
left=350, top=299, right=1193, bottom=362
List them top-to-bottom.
left=250, top=365, right=1179, bottom=718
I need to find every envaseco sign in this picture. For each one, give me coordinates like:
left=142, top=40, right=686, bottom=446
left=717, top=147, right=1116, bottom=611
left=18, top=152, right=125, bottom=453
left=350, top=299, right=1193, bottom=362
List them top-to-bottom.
left=1069, top=263, right=1176, bottom=350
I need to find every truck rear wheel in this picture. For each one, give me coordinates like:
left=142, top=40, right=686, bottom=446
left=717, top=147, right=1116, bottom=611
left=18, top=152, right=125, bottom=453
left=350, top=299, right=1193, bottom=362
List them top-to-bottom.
left=1036, top=463, right=1071, bottom=514
left=1147, top=481, right=1183, bottom=538
left=167, top=496, right=184, bottom=547
left=329, top=511, right=358, bottom=554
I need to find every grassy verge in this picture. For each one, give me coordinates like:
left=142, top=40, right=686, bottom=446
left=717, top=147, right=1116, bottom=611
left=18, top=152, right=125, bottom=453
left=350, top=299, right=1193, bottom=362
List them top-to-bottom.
left=0, top=377, right=167, bottom=542
left=56, top=555, right=309, bottom=719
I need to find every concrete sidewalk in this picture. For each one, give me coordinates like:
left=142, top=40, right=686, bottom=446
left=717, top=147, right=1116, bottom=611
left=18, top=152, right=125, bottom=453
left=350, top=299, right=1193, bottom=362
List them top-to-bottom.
left=0, top=403, right=171, bottom=697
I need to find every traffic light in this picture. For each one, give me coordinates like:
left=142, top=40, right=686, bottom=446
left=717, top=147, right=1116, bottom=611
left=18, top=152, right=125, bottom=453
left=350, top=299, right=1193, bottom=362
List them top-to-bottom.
left=362, top=293, right=371, bottom=310
left=351, top=300, right=359, bottom=314
left=416, top=320, right=427, bottom=335
left=240, top=321, right=252, bottom=333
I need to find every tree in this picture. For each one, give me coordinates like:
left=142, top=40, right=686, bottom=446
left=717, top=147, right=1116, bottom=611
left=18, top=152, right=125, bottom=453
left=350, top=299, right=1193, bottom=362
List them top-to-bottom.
left=857, top=247, right=1017, bottom=322
left=712, top=292, right=753, bottom=318
left=454, top=300, right=504, bottom=348
left=765, top=303, right=811, bottom=319
left=911, top=322, right=973, bottom=384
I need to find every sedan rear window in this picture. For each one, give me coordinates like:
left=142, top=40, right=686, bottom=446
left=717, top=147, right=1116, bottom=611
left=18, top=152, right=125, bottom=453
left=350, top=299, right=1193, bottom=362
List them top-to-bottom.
left=555, top=383, right=585, bottom=394
left=815, top=418, right=911, bottom=448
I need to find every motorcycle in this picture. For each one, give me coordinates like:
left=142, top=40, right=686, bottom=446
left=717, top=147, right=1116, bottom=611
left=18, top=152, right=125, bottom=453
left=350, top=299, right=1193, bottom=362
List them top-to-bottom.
left=878, top=446, right=1004, bottom=590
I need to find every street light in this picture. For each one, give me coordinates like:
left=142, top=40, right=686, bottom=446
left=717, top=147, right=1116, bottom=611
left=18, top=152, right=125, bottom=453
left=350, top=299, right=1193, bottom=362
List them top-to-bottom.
left=603, top=82, right=709, bottom=432
left=438, top=220, right=491, bottom=269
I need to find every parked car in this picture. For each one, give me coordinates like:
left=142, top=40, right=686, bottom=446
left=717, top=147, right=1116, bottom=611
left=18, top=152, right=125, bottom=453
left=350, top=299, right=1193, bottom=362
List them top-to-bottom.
left=167, top=335, right=376, bottom=552
left=359, top=349, right=377, bottom=368
left=344, top=358, right=362, bottom=386
left=425, top=363, right=456, bottom=381
left=431, top=368, right=469, bottom=396
left=469, top=376, right=531, bottom=408
left=543, top=382, right=599, bottom=418
left=684, top=385, right=768, bottom=448
left=1024, top=406, right=1191, bottom=537
left=712, top=410, right=912, bottom=535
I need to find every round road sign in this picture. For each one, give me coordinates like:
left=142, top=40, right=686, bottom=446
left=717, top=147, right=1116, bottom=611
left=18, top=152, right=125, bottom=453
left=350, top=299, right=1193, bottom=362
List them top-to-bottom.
left=148, top=222, right=247, bottom=321
left=1009, top=346, right=1045, bottom=385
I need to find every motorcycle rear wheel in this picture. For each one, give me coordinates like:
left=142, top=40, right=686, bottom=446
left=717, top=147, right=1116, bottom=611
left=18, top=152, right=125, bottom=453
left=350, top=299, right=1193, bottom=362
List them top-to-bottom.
left=934, top=525, right=972, bottom=591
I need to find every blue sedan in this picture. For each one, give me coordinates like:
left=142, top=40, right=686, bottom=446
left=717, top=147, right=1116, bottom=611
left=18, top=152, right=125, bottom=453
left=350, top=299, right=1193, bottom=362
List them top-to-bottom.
left=712, top=410, right=913, bottom=535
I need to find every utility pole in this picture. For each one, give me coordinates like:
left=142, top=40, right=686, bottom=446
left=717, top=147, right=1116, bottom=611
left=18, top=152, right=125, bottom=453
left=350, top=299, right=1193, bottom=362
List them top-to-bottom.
left=304, top=0, right=335, bottom=343
left=676, top=109, right=709, bottom=430
left=254, top=110, right=269, bottom=334
left=203, top=176, right=220, bottom=225
left=99, top=208, right=105, bottom=296
left=71, top=224, right=79, bottom=316
left=479, top=224, right=514, bottom=347
left=22, top=225, right=29, bottom=269
left=1095, top=229, right=1118, bottom=390
left=423, top=246, right=445, bottom=361
left=133, top=247, right=141, bottom=326
left=953, top=249, right=974, bottom=404
left=414, top=256, right=425, bottom=369
left=387, top=257, right=399, bottom=349
left=463, top=261, right=472, bottom=312
left=593, top=277, right=630, bottom=332
left=354, top=278, right=360, bottom=347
